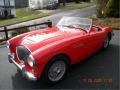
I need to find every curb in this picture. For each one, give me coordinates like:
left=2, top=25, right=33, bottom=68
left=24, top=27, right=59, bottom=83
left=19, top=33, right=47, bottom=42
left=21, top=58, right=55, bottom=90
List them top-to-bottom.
left=112, top=28, right=120, bottom=30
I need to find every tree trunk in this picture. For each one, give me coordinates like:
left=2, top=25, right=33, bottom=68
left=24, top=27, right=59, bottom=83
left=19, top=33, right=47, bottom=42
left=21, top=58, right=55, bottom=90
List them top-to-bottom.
left=63, top=0, right=66, bottom=6
left=96, top=0, right=108, bottom=17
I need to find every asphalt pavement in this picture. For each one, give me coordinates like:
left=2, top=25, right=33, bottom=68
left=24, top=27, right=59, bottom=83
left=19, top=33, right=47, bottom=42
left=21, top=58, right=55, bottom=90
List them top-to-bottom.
left=0, top=6, right=119, bottom=89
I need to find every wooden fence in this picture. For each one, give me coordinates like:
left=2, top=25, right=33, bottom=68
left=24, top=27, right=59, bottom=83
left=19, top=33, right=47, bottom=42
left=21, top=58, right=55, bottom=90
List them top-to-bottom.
left=0, top=21, right=52, bottom=42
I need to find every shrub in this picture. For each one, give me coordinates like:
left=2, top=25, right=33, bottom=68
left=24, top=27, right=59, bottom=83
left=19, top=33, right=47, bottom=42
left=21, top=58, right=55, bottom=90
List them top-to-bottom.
left=104, top=0, right=119, bottom=17
left=11, top=27, right=29, bottom=37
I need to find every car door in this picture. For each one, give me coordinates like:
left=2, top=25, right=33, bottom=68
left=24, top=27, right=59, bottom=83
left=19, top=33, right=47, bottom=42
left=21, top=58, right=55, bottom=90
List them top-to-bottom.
left=88, top=26, right=105, bottom=53
left=70, top=27, right=105, bottom=64
left=70, top=32, right=93, bottom=64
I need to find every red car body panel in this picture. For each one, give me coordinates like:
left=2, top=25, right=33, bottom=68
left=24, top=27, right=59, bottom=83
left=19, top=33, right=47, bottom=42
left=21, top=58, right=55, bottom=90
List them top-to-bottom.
left=8, top=25, right=112, bottom=78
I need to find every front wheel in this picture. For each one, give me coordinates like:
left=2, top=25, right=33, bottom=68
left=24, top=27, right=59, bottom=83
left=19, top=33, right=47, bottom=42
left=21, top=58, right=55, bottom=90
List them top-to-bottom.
left=41, top=55, right=69, bottom=84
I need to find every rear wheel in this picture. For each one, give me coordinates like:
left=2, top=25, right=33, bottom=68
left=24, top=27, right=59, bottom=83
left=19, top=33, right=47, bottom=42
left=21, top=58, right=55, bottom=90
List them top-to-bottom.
left=103, top=35, right=110, bottom=49
left=41, top=55, right=69, bottom=84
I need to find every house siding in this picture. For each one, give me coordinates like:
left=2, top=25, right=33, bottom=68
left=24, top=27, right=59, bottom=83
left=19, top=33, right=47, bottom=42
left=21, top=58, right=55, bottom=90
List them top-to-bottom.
left=15, top=0, right=28, bottom=8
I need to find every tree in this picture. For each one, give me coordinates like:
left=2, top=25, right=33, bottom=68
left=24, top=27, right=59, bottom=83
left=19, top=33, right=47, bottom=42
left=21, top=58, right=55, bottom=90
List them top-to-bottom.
left=96, top=0, right=109, bottom=17
left=96, top=0, right=119, bottom=18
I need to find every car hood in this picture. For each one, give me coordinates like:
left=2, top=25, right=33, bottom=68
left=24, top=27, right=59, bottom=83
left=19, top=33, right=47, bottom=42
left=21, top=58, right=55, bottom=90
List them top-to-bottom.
left=20, top=26, right=85, bottom=52
left=22, top=28, right=62, bottom=43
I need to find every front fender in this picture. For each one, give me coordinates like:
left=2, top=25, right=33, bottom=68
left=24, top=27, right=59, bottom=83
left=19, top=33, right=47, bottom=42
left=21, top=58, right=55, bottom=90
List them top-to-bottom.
left=32, top=41, right=71, bottom=78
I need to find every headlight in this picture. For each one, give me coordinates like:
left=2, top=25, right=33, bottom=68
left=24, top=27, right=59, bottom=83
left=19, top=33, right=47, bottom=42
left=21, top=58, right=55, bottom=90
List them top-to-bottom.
left=16, top=46, right=31, bottom=61
left=28, top=55, right=35, bottom=68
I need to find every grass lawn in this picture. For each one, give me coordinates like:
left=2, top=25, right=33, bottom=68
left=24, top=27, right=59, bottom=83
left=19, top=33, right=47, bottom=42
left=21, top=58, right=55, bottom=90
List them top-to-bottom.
left=60, top=2, right=93, bottom=9
left=0, top=8, right=49, bottom=27
left=92, top=18, right=120, bottom=30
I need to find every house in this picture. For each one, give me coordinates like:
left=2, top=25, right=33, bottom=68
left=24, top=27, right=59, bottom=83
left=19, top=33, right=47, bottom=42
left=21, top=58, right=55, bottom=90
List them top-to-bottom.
left=0, top=0, right=16, bottom=18
left=15, top=0, right=59, bottom=9
left=29, top=0, right=59, bottom=9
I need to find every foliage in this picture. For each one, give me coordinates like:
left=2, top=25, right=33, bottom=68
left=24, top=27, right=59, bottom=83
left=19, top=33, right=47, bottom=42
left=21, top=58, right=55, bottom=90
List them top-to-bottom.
left=96, top=0, right=119, bottom=18
left=96, top=0, right=107, bottom=17
left=104, top=0, right=119, bottom=17
left=93, top=18, right=120, bottom=30
left=11, top=27, right=29, bottom=37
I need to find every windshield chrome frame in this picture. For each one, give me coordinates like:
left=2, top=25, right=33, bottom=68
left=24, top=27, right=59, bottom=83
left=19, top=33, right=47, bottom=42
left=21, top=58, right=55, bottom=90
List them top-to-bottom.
left=57, top=16, right=92, bottom=33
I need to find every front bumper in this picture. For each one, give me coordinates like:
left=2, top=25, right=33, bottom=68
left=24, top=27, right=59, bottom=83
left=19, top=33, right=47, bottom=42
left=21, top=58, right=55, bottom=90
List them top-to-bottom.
left=8, top=53, right=37, bottom=81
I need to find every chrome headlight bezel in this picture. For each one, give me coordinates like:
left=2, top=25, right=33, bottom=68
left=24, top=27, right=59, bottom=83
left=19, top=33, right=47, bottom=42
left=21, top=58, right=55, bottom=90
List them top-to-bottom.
left=6, top=41, right=10, bottom=48
left=27, top=54, right=35, bottom=68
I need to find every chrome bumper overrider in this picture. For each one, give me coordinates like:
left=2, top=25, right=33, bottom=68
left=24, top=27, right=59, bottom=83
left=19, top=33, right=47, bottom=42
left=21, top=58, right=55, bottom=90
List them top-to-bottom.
left=8, top=53, right=37, bottom=81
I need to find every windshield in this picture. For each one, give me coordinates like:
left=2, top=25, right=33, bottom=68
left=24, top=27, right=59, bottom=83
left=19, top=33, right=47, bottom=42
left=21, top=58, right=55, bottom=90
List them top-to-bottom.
left=57, top=17, right=92, bottom=32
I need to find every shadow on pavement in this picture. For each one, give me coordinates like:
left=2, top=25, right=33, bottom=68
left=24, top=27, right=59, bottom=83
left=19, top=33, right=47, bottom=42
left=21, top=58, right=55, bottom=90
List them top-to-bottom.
left=11, top=44, right=119, bottom=89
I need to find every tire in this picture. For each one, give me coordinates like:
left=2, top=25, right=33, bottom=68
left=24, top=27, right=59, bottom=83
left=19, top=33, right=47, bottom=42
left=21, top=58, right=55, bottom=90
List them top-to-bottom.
left=103, top=35, right=110, bottom=49
left=41, top=55, right=69, bottom=84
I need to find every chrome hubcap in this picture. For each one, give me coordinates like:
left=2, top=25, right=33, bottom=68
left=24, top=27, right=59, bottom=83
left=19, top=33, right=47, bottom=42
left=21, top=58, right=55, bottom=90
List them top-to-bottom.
left=104, top=36, right=109, bottom=48
left=48, top=61, right=66, bottom=82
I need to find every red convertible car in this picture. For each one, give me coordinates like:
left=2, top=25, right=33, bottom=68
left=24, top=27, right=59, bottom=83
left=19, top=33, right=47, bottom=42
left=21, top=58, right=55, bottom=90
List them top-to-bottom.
left=7, top=17, right=113, bottom=84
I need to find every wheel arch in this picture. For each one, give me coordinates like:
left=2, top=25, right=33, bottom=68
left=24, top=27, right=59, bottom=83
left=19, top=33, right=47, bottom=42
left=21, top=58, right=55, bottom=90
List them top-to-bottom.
left=108, top=32, right=112, bottom=41
left=42, top=53, right=71, bottom=70
left=49, top=53, right=71, bottom=65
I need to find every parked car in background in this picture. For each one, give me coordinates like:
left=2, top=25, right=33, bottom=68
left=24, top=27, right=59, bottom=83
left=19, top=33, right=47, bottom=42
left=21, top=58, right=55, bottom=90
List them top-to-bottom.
left=29, top=0, right=58, bottom=10
left=46, top=1, right=59, bottom=10
left=7, top=17, right=113, bottom=84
